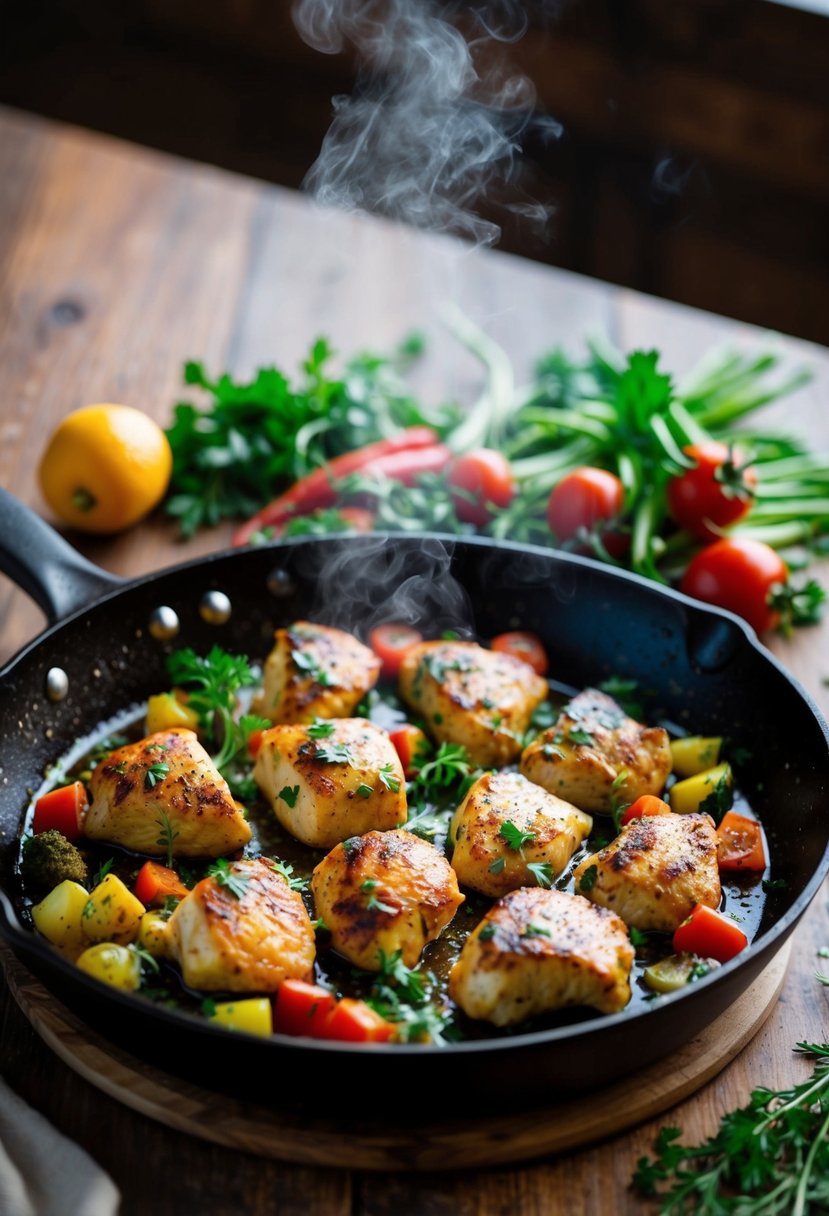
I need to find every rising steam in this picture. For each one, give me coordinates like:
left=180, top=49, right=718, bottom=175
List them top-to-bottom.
left=292, top=0, right=560, bottom=245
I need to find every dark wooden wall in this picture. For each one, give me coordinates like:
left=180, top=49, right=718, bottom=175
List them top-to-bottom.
left=3, top=0, right=828, bottom=345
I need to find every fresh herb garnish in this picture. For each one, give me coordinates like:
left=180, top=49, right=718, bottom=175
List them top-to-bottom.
left=165, top=646, right=266, bottom=776
left=291, top=647, right=331, bottom=687
left=597, top=677, right=643, bottom=719
left=307, top=719, right=335, bottom=739
left=568, top=726, right=595, bottom=747
left=314, top=741, right=354, bottom=766
left=144, top=761, right=170, bottom=790
left=378, top=763, right=401, bottom=793
left=698, top=770, right=734, bottom=824
left=356, top=783, right=373, bottom=798
left=278, top=785, right=300, bottom=808
left=155, top=810, right=179, bottom=868
left=498, top=820, right=536, bottom=851
left=92, top=857, right=114, bottom=886
left=488, top=857, right=506, bottom=875
left=206, top=858, right=250, bottom=900
left=268, top=858, right=306, bottom=892
left=527, top=861, right=554, bottom=888
left=578, top=864, right=598, bottom=893
left=366, top=893, right=397, bottom=915
left=523, top=922, right=551, bottom=938
left=478, top=924, right=496, bottom=942
left=629, top=926, right=649, bottom=947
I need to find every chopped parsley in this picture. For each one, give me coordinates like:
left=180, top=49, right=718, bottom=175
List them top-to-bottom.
left=291, top=647, right=331, bottom=687
left=307, top=719, right=335, bottom=739
left=568, top=726, right=595, bottom=747
left=314, top=741, right=354, bottom=766
left=144, top=761, right=170, bottom=790
left=378, top=763, right=401, bottom=793
left=698, top=770, right=734, bottom=824
left=356, top=783, right=373, bottom=798
left=278, top=784, right=300, bottom=808
left=498, top=820, right=536, bottom=851
left=488, top=857, right=506, bottom=875
left=206, top=858, right=250, bottom=900
left=268, top=858, right=306, bottom=891
left=527, top=861, right=553, bottom=888
left=578, top=864, right=599, bottom=893
left=523, top=922, right=551, bottom=938
left=478, top=924, right=496, bottom=942
left=629, top=926, right=649, bottom=947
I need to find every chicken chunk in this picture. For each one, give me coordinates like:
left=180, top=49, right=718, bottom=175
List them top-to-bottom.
left=254, top=621, right=381, bottom=724
left=399, top=640, right=548, bottom=768
left=520, top=688, right=671, bottom=814
left=253, top=718, right=406, bottom=849
left=84, top=728, right=251, bottom=858
left=450, top=771, right=592, bottom=898
left=572, top=812, right=721, bottom=932
left=311, top=829, right=464, bottom=970
left=167, top=857, right=315, bottom=992
left=449, top=887, right=633, bottom=1026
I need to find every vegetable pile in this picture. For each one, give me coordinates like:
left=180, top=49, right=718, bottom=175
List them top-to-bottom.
left=163, top=322, right=829, bottom=635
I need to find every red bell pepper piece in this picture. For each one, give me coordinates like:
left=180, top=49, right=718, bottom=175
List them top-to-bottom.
left=232, top=427, right=440, bottom=546
left=389, top=724, right=430, bottom=778
left=32, top=781, right=88, bottom=841
left=619, top=794, right=672, bottom=828
left=716, top=811, right=767, bottom=872
left=134, top=861, right=190, bottom=907
left=672, top=903, right=748, bottom=963
left=273, top=979, right=337, bottom=1037
left=320, top=998, right=395, bottom=1043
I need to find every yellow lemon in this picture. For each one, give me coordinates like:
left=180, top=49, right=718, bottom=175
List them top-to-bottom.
left=38, top=404, right=172, bottom=534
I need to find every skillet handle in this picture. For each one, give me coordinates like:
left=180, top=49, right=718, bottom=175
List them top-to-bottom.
left=0, top=488, right=123, bottom=622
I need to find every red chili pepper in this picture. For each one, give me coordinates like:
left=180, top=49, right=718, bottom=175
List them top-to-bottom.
left=232, top=427, right=440, bottom=546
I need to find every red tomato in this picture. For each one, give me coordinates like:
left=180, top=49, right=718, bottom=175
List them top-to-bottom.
left=667, top=442, right=757, bottom=541
left=446, top=449, right=515, bottom=526
left=547, top=468, right=626, bottom=554
left=336, top=507, right=375, bottom=533
left=680, top=538, right=788, bottom=634
left=369, top=623, right=424, bottom=679
left=490, top=631, right=549, bottom=676
left=389, top=725, right=430, bottom=778
left=32, top=781, right=88, bottom=840
left=619, top=795, right=672, bottom=828
left=716, top=811, right=767, bottom=872
left=134, top=861, right=190, bottom=907
left=672, top=904, right=748, bottom=963
left=273, top=979, right=337, bottom=1037
left=320, top=998, right=395, bottom=1043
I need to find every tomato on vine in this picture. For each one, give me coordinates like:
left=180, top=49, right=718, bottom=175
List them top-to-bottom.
left=667, top=442, right=757, bottom=540
left=446, top=449, right=515, bottom=526
left=547, top=467, right=627, bottom=556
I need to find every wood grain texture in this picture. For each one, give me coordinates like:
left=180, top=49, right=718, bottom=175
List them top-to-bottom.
left=1, top=108, right=828, bottom=1215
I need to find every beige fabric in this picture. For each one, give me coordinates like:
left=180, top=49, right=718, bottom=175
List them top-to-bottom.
left=0, top=1078, right=120, bottom=1216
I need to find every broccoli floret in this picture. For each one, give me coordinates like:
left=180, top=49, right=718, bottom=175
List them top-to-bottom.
left=21, top=830, right=87, bottom=889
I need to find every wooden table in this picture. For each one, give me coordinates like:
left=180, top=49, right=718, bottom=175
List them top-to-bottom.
left=1, top=106, right=828, bottom=1214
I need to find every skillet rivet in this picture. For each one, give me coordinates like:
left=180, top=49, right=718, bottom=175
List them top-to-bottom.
left=267, top=569, right=295, bottom=598
left=199, top=591, right=232, bottom=625
left=148, top=606, right=180, bottom=640
left=45, top=667, right=69, bottom=702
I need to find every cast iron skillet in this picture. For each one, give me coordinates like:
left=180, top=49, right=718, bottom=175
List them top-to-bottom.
left=1, top=487, right=828, bottom=1115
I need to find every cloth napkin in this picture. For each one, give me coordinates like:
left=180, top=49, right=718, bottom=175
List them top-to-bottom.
left=0, top=1078, right=120, bottom=1216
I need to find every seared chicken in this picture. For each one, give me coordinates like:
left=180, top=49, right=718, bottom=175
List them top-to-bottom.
left=255, top=621, right=381, bottom=724
left=399, top=640, right=548, bottom=768
left=520, top=688, right=671, bottom=814
left=253, top=719, right=406, bottom=849
left=84, top=728, right=251, bottom=858
left=450, top=771, right=592, bottom=898
left=572, top=812, right=721, bottom=932
left=311, top=829, right=464, bottom=970
left=167, top=857, right=315, bottom=992
left=449, top=887, right=633, bottom=1026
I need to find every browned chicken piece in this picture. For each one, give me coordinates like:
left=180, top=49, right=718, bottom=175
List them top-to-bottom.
left=254, top=620, right=381, bottom=724
left=398, top=640, right=548, bottom=768
left=520, top=688, right=672, bottom=814
left=253, top=718, right=406, bottom=849
left=84, top=728, right=251, bottom=858
left=450, top=771, right=592, bottom=898
left=572, top=812, right=721, bottom=932
left=311, top=829, right=464, bottom=970
left=167, top=857, right=315, bottom=992
left=449, top=887, right=633, bottom=1026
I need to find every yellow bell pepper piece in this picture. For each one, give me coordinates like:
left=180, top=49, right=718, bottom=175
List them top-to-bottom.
left=146, top=691, right=199, bottom=735
left=670, top=736, right=722, bottom=778
left=670, top=763, right=732, bottom=816
left=82, top=873, right=145, bottom=944
left=31, top=880, right=89, bottom=953
left=77, top=942, right=141, bottom=991
left=210, top=998, right=273, bottom=1038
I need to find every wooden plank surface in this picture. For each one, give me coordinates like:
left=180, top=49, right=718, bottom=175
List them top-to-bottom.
left=1, top=107, right=828, bottom=1215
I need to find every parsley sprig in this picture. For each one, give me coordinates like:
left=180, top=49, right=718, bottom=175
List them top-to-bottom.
left=206, top=858, right=251, bottom=900
left=364, top=950, right=457, bottom=1045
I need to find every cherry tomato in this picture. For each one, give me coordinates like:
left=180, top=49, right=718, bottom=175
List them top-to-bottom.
left=667, top=442, right=757, bottom=541
left=446, top=449, right=515, bottom=526
left=547, top=468, right=626, bottom=554
left=680, top=538, right=788, bottom=634
left=368, top=623, right=424, bottom=679
left=490, top=631, right=549, bottom=676
left=389, top=725, right=430, bottom=777
left=32, top=781, right=88, bottom=840
left=619, top=794, right=672, bottom=828
left=716, top=811, right=767, bottom=872
left=134, top=861, right=190, bottom=907
left=672, top=903, right=748, bottom=963
left=273, top=979, right=337, bottom=1037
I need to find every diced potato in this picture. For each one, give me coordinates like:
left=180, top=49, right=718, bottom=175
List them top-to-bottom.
left=146, top=691, right=199, bottom=735
left=670, top=736, right=722, bottom=779
left=670, top=763, right=732, bottom=817
left=82, top=873, right=145, bottom=944
left=31, top=880, right=89, bottom=953
left=137, top=910, right=171, bottom=959
left=76, top=942, right=142, bottom=991
left=643, top=952, right=719, bottom=993
left=211, top=997, right=273, bottom=1037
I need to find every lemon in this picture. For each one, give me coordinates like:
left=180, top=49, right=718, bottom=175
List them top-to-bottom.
left=38, top=404, right=172, bottom=534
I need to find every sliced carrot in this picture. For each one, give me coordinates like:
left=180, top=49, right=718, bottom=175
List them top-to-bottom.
left=32, top=781, right=88, bottom=841
left=716, top=811, right=767, bottom=872
left=134, top=861, right=189, bottom=907
left=672, top=903, right=748, bottom=963
left=273, top=979, right=337, bottom=1037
